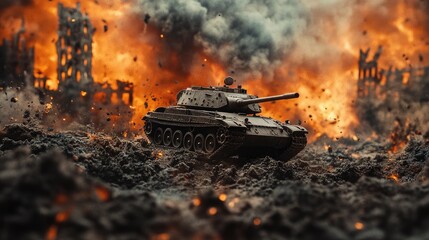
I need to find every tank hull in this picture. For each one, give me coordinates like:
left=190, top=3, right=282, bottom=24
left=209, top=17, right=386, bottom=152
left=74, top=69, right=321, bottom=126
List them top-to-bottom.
left=143, top=107, right=307, bottom=161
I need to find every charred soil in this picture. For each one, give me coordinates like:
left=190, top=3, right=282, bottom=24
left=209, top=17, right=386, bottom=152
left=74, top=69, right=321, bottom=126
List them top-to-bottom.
left=1, top=123, right=428, bottom=240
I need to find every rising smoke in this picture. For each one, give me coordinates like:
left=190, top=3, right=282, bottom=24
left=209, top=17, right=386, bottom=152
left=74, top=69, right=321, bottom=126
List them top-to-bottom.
left=137, top=0, right=309, bottom=79
left=137, top=0, right=429, bottom=80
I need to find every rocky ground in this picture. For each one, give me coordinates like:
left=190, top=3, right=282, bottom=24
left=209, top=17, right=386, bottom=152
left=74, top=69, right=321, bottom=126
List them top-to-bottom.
left=0, top=123, right=428, bottom=240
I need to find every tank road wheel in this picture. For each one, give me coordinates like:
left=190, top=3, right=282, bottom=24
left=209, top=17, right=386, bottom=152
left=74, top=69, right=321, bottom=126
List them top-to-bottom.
left=144, top=121, right=153, bottom=135
left=154, top=127, right=163, bottom=145
left=163, top=128, right=173, bottom=146
left=216, top=128, right=227, bottom=144
left=172, top=130, right=183, bottom=148
left=183, top=132, right=194, bottom=150
left=194, top=134, right=205, bottom=152
left=204, top=134, right=216, bottom=153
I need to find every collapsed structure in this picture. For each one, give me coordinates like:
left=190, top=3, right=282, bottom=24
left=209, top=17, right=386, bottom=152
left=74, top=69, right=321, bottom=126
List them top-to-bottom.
left=1, top=3, right=134, bottom=132
left=0, top=19, right=34, bottom=89
left=357, top=47, right=429, bottom=102
left=357, top=47, right=429, bottom=137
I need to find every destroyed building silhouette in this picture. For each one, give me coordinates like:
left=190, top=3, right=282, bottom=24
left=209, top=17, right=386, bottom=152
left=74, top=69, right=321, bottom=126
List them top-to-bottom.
left=1, top=3, right=135, bottom=132
left=0, top=19, right=34, bottom=89
left=357, top=47, right=429, bottom=102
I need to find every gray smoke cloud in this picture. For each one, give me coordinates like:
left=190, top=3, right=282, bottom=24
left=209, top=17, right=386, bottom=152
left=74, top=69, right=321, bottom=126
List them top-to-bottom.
left=137, top=0, right=309, bottom=79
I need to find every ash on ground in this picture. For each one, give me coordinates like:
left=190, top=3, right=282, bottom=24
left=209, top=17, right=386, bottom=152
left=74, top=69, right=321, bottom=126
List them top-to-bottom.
left=0, top=123, right=428, bottom=240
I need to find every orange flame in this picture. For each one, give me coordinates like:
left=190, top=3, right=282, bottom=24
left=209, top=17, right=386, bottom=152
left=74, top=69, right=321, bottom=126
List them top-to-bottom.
left=1, top=0, right=428, bottom=141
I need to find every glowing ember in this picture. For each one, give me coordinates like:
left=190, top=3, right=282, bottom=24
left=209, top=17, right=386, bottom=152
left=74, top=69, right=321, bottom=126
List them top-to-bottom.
left=80, top=91, right=87, bottom=97
left=44, top=103, right=53, bottom=113
left=152, top=151, right=165, bottom=159
left=389, top=174, right=400, bottom=183
left=95, top=186, right=110, bottom=202
left=218, top=193, right=227, bottom=202
left=54, top=194, right=68, bottom=204
left=228, top=197, right=240, bottom=208
left=192, top=198, right=201, bottom=207
left=208, top=207, right=218, bottom=216
left=55, top=211, right=69, bottom=223
left=253, top=217, right=261, bottom=226
left=354, top=221, right=364, bottom=230
left=45, top=225, right=58, bottom=240
left=152, top=233, right=170, bottom=240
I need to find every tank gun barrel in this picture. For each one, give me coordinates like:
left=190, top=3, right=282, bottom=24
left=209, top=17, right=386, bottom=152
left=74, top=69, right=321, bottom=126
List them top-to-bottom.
left=235, top=92, right=299, bottom=106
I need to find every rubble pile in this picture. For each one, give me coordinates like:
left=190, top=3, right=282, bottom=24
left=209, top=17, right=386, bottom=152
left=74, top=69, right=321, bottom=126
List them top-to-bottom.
left=1, top=123, right=428, bottom=239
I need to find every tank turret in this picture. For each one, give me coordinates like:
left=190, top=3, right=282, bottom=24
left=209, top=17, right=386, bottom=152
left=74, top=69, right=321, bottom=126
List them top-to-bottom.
left=176, top=77, right=300, bottom=114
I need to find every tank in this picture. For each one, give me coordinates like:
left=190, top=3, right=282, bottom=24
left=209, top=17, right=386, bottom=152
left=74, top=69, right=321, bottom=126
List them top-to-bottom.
left=143, top=77, right=308, bottom=160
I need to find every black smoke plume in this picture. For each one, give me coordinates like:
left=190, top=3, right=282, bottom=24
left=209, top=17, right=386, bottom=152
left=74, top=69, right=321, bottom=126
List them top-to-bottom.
left=138, top=0, right=309, bottom=79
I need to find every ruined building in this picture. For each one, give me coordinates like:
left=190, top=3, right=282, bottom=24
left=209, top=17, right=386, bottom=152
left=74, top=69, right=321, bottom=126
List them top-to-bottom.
left=2, top=2, right=135, bottom=133
left=48, top=2, right=134, bottom=124
left=49, top=2, right=96, bottom=117
left=57, top=2, right=94, bottom=94
left=0, top=19, right=34, bottom=89
left=357, top=47, right=429, bottom=102
left=357, top=47, right=383, bottom=97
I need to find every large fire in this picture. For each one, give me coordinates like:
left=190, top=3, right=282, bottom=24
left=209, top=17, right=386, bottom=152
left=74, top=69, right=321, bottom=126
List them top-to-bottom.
left=0, top=0, right=428, bottom=141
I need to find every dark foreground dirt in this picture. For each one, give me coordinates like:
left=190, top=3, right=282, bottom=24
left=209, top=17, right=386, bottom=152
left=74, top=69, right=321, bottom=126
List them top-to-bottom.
left=0, top=124, right=428, bottom=240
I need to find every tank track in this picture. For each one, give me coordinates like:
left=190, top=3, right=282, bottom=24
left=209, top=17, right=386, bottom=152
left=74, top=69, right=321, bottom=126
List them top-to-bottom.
left=144, top=119, right=245, bottom=160
left=145, top=119, right=306, bottom=161
left=208, top=130, right=244, bottom=159
left=278, top=132, right=307, bottom=161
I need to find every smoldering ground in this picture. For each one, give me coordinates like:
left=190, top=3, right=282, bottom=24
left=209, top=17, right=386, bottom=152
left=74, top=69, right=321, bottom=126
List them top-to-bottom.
left=0, top=123, right=428, bottom=239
